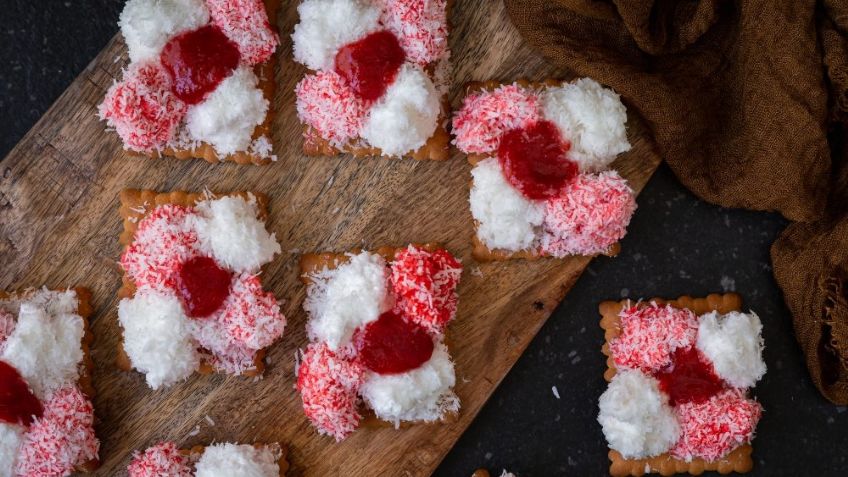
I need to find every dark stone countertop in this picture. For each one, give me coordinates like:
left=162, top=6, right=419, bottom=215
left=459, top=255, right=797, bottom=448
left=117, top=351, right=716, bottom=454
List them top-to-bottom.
left=1, top=1, right=846, bottom=476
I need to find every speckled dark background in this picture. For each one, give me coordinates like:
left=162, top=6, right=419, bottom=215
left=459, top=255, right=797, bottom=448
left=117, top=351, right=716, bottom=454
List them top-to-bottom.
left=2, top=1, right=847, bottom=476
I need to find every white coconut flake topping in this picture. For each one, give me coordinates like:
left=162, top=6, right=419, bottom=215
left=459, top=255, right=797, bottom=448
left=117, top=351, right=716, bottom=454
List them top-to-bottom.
left=119, top=0, right=210, bottom=63
left=291, top=0, right=381, bottom=71
left=361, top=63, right=441, bottom=157
left=186, top=67, right=268, bottom=157
left=541, top=78, right=631, bottom=171
left=470, top=158, right=544, bottom=251
left=193, top=194, right=280, bottom=273
left=304, top=251, right=393, bottom=351
left=118, top=289, right=200, bottom=389
left=0, top=303, right=84, bottom=399
left=696, top=311, right=767, bottom=389
left=360, top=342, right=458, bottom=425
left=598, top=370, right=679, bottom=459
left=0, top=423, right=23, bottom=477
left=194, top=443, right=280, bottom=477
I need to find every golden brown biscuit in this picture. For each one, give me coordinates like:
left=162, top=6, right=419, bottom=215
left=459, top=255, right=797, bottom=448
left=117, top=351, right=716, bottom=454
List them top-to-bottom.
left=127, top=0, right=281, bottom=165
left=298, top=1, right=453, bottom=161
left=462, top=79, right=624, bottom=262
left=117, top=189, right=272, bottom=377
left=298, top=243, right=460, bottom=428
left=0, top=287, right=99, bottom=473
left=598, top=293, right=754, bottom=476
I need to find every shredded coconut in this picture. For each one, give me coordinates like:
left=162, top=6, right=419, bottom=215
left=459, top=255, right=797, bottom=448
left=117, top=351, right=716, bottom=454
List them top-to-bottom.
left=118, top=0, right=210, bottom=63
left=207, top=0, right=279, bottom=65
left=292, top=0, right=381, bottom=71
left=378, top=0, right=448, bottom=65
left=99, top=61, right=187, bottom=152
left=360, top=63, right=440, bottom=156
left=186, top=67, right=268, bottom=157
left=295, top=71, right=367, bottom=148
left=541, top=78, right=631, bottom=171
left=452, top=84, right=541, bottom=154
left=469, top=158, right=544, bottom=251
left=540, top=171, right=636, bottom=257
left=192, top=194, right=281, bottom=273
left=121, top=204, right=201, bottom=292
left=389, top=245, right=462, bottom=334
left=304, top=252, right=393, bottom=351
left=189, top=273, right=285, bottom=374
left=118, top=289, right=201, bottom=389
left=609, top=303, right=699, bottom=373
left=0, top=304, right=84, bottom=399
left=0, top=310, right=16, bottom=350
left=696, top=311, right=766, bottom=389
left=360, top=341, right=458, bottom=426
left=297, top=343, right=365, bottom=441
left=597, top=370, right=679, bottom=459
left=15, top=386, right=99, bottom=477
left=670, top=389, right=762, bottom=462
left=0, top=423, right=22, bottom=477
left=127, top=441, right=192, bottom=477
left=195, top=443, right=280, bottom=477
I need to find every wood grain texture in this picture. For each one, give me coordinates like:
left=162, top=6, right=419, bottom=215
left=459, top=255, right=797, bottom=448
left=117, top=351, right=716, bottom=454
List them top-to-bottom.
left=0, top=1, right=661, bottom=475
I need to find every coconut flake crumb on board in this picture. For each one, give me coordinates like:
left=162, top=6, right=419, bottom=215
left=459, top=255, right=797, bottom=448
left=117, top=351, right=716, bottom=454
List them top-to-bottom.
left=552, top=385, right=560, bottom=399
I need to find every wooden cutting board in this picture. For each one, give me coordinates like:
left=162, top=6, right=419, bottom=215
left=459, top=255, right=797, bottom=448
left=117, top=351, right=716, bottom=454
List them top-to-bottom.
left=0, top=1, right=661, bottom=475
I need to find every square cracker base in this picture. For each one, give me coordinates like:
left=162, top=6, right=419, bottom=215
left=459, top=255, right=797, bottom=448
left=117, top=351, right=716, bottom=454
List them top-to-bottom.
left=132, top=0, right=281, bottom=165
left=116, top=189, right=271, bottom=378
left=298, top=243, right=459, bottom=429
left=598, top=293, right=754, bottom=476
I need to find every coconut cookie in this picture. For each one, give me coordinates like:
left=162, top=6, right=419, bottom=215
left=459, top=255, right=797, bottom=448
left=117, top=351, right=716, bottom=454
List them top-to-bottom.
left=99, top=0, right=280, bottom=164
left=292, top=0, right=451, bottom=160
left=453, top=79, right=636, bottom=261
left=116, top=189, right=286, bottom=389
left=297, top=244, right=462, bottom=440
left=0, top=288, right=100, bottom=476
left=598, top=293, right=766, bottom=476
left=128, top=442, right=288, bottom=476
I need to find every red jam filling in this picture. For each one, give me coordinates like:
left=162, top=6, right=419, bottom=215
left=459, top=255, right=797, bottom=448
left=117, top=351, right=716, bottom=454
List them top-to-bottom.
left=159, top=24, right=241, bottom=105
left=334, top=30, right=406, bottom=102
left=497, top=120, right=578, bottom=200
left=174, top=256, right=233, bottom=318
left=357, top=311, right=434, bottom=375
left=655, top=347, right=726, bottom=406
left=0, top=361, right=43, bottom=426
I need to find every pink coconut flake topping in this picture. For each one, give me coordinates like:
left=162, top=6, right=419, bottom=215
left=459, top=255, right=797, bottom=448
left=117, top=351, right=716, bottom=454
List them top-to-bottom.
left=206, top=0, right=279, bottom=66
left=379, top=0, right=448, bottom=65
left=98, top=61, right=187, bottom=152
left=295, top=71, right=367, bottom=147
left=452, top=84, right=541, bottom=154
left=540, top=171, right=636, bottom=257
left=121, top=205, right=201, bottom=292
left=390, top=246, right=462, bottom=335
left=188, top=273, right=284, bottom=375
left=609, top=303, right=699, bottom=373
left=297, top=343, right=365, bottom=442
left=16, top=386, right=99, bottom=477
left=671, top=389, right=762, bottom=462
left=127, top=441, right=192, bottom=477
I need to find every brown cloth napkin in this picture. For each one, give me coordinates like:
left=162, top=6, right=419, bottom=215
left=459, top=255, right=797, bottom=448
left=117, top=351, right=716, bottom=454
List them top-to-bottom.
left=503, top=0, right=848, bottom=403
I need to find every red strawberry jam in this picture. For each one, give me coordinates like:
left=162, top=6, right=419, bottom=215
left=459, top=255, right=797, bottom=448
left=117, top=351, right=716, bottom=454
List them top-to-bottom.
left=160, top=24, right=241, bottom=105
left=334, top=30, right=406, bottom=101
left=497, top=120, right=578, bottom=200
left=174, top=256, right=233, bottom=318
left=357, top=311, right=434, bottom=374
left=655, top=347, right=726, bottom=406
left=0, top=361, right=43, bottom=426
